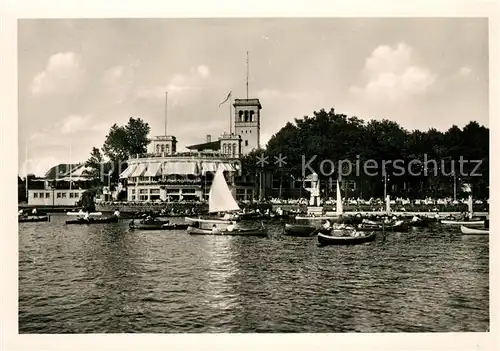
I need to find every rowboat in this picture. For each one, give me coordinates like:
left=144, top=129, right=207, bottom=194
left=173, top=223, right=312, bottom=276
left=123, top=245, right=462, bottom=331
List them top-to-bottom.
left=67, top=211, right=103, bottom=216
left=19, top=215, right=50, bottom=223
left=295, top=215, right=337, bottom=220
left=65, top=217, right=118, bottom=225
left=185, top=217, right=233, bottom=225
left=357, top=220, right=408, bottom=232
left=441, top=220, right=484, bottom=226
left=129, top=222, right=189, bottom=230
left=284, top=223, right=318, bottom=237
left=460, top=225, right=489, bottom=235
left=187, top=226, right=267, bottom=237
left=317, top=230, right=376, bottom=246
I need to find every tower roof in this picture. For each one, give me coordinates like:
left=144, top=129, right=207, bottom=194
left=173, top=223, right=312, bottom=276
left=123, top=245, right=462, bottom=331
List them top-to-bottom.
left=233, top=98, right=262, bottom=109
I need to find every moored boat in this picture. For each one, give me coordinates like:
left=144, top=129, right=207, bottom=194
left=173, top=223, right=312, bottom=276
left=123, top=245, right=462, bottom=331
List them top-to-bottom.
left=67, top=211, right=103, bottom=216
left=19, top=215, right=50, bottom=223
left=65, top=217, right=118, bottom=225
left=357, top=220, right=408, bottom=232
left=441, top=220, right=484, bottom=226
left=129, top=222, right=189, bottom=230
left=283, top=223, right=318, bottom=237
left=460, top=225, right=489, bottom=235
left=187, top=226, right=267, bottom=237
left=317, top=230, right=376, bottom=246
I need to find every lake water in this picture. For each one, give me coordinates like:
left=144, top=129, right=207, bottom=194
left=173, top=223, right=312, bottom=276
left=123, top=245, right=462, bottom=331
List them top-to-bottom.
left=18, top=214, right=489, bottom=333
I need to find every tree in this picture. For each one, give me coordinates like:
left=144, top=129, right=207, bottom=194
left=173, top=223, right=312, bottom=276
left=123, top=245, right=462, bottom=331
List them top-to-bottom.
left=102, top=117, right=151, bottom=162
left=85, top=147, right=106, bottom=184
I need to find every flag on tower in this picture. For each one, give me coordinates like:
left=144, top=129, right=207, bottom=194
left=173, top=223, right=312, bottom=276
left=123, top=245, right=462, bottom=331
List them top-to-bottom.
left=219, top=91, right=232, bottom=107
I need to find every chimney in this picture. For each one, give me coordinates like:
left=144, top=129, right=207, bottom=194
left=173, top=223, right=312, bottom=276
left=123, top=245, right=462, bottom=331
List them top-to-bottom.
left=206, top=134, right=211, bottom=143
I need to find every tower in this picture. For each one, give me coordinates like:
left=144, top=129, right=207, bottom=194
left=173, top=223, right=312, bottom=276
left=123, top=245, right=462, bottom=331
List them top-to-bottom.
left=233, top=98, right=262, bottom=155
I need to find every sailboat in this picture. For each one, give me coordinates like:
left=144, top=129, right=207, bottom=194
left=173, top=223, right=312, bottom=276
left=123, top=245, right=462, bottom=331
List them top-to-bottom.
left=186, top=168, right=266, bottom=236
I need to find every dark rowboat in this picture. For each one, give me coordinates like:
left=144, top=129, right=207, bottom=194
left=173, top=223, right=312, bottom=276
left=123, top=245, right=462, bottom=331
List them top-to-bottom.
left=19, top=215, right=50, bottom=223
left=65, top=217, right=118, bottom=225
left=357, top=220, right=408, bottom=232
left=284, top=223, right=318, bottom=237
left=187, top=226, right=267, bottom=237
left=317, top=230, right=376, bottom=246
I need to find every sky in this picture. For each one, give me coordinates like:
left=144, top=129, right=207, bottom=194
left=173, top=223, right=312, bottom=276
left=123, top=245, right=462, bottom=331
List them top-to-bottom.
left=18, top=18, right=489, bottom=176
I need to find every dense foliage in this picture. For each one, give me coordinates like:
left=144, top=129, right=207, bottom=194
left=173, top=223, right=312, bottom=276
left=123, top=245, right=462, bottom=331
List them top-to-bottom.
left=242, top=108, right=489, bottom=199
left=85, top=117, right=151, bottom=185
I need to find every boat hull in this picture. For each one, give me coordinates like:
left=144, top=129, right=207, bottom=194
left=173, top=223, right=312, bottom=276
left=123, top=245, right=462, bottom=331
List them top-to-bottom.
left=67, top=212, right=103, bottom=216
left=19, top=216, right=50, bottom=223
left=65, top=217, right=118, bottom=225
left=185, top=217, right=233, bottom=224
left=441, top=220, right=484, bottom=226
left=129, top=223, right=189, bottom=230
left=357, top=223, right=408, bottom=232
left=284, top=224, right=317, bottom=237
left=460, top=225, right=489, bottom=235
left=187, top=226, right=267, bottom=237
left=317, top=231, right=376, bottom=246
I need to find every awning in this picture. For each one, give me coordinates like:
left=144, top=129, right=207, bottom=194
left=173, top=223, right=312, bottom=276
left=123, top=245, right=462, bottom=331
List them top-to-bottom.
left=162, top=161, right=199, bottom=175
left=143, top=162, right=162, bottom=177
left=201, top=162, right=237, bottom=174
left=130, top=163, right=147, bottom=177
left=119, top=165, right=137, bottom=179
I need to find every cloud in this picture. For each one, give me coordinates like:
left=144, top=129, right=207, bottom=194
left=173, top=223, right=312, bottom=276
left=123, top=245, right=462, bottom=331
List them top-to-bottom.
left=350, top=43, right=436, bottom=102
left=30, top=52, right=84, bottom=96
left=102, top=64, right=137, bottom=104
left=134, top=65, right=209, bottom=105
left=197, top=65, right=210, bottom=78
left=458, top=66, right=472, bottom=76
left=256, top=88, right=313, bottom=100
left=59, top=114, right=93, bottom=134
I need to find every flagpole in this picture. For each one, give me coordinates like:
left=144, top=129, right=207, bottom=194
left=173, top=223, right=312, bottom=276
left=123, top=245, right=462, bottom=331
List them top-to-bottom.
left=246, top=51, right=249, bottom=99
left=164, top=92, right=168, bottom=136
left=229, top=92, right=232, bottom=134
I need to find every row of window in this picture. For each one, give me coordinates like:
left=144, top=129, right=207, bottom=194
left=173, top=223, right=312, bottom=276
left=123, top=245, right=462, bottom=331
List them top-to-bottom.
left=237, top=110, right=256, bottom=122
left=222, top=143, right=238, bottom=156
left=155, top=144, right=171, bottom=154
left=130, top=188, right=198, bottom=195
left=32, top=192, right=81, bottom=199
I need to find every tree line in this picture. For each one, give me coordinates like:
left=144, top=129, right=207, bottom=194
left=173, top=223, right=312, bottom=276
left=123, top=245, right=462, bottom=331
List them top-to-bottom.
left=242, top=108, right=489, bottom=199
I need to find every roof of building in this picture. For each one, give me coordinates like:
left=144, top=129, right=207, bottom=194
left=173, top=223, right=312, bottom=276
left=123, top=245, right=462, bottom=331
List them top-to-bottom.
left=233, top=98, right=262, bottom=108
left=186, top=140, right=221, bottom=151
left=44, top=164, right=80, bottom=179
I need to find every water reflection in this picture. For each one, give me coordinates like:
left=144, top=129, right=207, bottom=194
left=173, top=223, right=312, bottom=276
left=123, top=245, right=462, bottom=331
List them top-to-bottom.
left=19, top=217, right=489, bottom=333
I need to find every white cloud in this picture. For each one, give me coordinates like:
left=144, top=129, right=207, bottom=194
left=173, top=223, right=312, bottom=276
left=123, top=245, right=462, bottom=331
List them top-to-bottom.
left=350, top=43, right=436, bottom=102
left=30, top=52, right=84, bottom=96
left=102, top=64, right=138, bottom=104
left=134, top=65, right=209, bottom=105
left=197, top=65, right=210, bottom=78
left=459, top=66, right=472, bottom=76
left=256, top=88, right=312, bottom=100
left=59, top=114, right=93, bottom=134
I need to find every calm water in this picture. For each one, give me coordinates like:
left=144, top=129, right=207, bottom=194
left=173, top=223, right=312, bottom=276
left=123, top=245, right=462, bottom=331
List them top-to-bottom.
left=19, top=214, right=489, bottom=333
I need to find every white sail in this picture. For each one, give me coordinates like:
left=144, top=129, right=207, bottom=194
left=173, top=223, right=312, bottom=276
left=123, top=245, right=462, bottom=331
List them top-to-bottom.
left=209, top=167, right=240, bottom=213
left=336, top=179, right=343, bottom=215
left=386, top=195, right=391, bottom=214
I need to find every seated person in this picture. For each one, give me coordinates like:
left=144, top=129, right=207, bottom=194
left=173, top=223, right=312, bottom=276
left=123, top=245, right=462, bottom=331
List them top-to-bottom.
left=211, top=224, right=220, bottom=233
